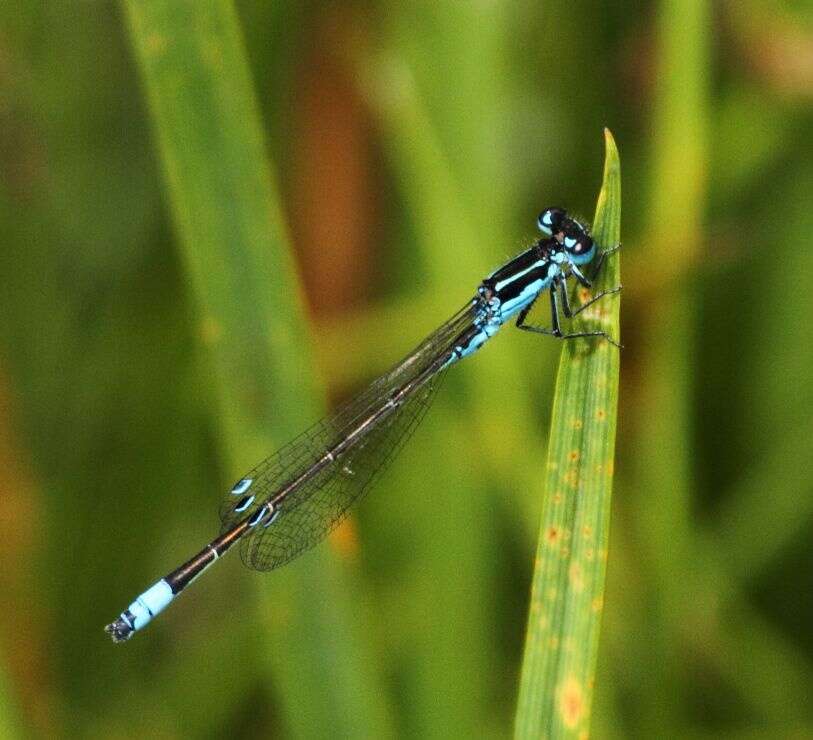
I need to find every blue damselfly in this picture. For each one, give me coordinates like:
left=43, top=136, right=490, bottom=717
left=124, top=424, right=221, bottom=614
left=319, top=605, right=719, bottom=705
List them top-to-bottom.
left=105, top=207, right=620, bottom=642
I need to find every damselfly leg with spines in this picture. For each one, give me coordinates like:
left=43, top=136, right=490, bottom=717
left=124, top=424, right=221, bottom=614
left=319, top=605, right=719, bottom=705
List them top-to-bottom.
left=105, top=206, right=621, bottom=643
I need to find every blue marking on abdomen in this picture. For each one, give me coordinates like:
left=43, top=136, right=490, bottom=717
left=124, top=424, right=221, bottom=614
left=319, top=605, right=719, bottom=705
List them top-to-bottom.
left=448, top=278, right=552, bottom=366
left=452, top=324, right=497, bottom=362
left=125, top=579, right=174, bottom=632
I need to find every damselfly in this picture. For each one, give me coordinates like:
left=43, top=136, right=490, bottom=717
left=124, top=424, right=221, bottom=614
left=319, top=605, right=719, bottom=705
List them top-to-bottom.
left=105, top=207, right=620, bottom=642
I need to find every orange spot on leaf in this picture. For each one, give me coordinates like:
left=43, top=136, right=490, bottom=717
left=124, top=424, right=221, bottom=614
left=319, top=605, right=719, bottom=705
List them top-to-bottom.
left=200, top=316, right=222, bottom=344
left=329, top=518, right=359, bottom=560
left=569, top=563, right=585, bottom=591
left=559, top=676, right=584, bottom=728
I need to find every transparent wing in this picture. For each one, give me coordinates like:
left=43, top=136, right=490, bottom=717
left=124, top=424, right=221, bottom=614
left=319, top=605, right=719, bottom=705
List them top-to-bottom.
left=218, top=299, right=479, bottom=571
left=240, top=367, right=448, bottom=570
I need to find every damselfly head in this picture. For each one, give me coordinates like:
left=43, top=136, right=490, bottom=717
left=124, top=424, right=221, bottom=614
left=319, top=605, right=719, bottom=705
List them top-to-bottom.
left=560, top=221, right=595, bottom=265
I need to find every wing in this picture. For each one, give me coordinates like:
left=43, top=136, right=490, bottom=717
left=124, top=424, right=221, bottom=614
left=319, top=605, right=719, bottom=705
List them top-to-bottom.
left=218, top=299, right=479, bottom=571
left=240, top=367, right=447, bottom=570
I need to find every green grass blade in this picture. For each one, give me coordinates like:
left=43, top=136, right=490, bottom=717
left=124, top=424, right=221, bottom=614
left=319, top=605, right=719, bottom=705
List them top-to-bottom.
left=122, top=2, right=392, bottom=735
left=626, top=2, right=709, bottom=732
left=515, top=130, right=621, bottom=739
left=0, top=666, right=20, bottom=740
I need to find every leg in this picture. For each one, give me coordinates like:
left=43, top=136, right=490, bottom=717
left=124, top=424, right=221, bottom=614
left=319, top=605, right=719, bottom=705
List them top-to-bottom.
left=589, top=242, right=621, bottom=281
left=569, top=264, right=592, bottom=289
left=560, top=272, right=622, bottom=319
left=559, top=275, right=575, bottom=318
left=558, top=278, right=622, bottom=347
left=516, top=283, right=622, bottom=348
left=561, top=283, right=621, bottom=346
left=569, top=284, right=623, bottom=318
left=549, top=286, right=561, bottom=335
left=516, top=287, right=563, bottom=337
left=556, top=327, right=623, bottom=349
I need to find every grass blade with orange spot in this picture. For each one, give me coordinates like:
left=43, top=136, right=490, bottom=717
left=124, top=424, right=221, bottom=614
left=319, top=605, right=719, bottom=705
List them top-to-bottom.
left=515, top=129, right=621, bottom=739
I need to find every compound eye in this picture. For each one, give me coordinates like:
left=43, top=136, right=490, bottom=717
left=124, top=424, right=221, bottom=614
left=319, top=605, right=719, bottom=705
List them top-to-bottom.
left=537, top=207, right=566, bottom=235
left=562, top=227, right=593, bottom=256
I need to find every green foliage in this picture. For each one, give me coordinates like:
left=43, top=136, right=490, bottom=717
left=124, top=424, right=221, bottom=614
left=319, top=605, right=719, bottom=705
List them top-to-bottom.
left=123, top=1, right=392, bottom=736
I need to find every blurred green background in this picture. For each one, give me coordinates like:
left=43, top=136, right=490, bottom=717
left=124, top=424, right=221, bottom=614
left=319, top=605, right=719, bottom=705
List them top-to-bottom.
left=1, top=1, right=811, bottom=738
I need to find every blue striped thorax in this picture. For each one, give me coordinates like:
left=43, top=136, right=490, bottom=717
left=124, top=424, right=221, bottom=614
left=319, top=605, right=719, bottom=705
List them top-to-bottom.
left=445, top=207, right=601, bottom=365
left=478, top=207, right=595, bottom=327
left=479, top=238, right=559, bottom=324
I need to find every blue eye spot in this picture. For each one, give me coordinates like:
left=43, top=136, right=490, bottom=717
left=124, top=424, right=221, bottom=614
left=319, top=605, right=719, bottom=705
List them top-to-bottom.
left=538, top=211, right=555, bottom=235
left=565, top=237, right=577, bottom=248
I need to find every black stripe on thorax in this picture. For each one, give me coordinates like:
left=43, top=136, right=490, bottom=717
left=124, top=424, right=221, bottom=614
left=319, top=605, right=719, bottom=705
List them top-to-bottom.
left=482, top=239, right=557, bottom=303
